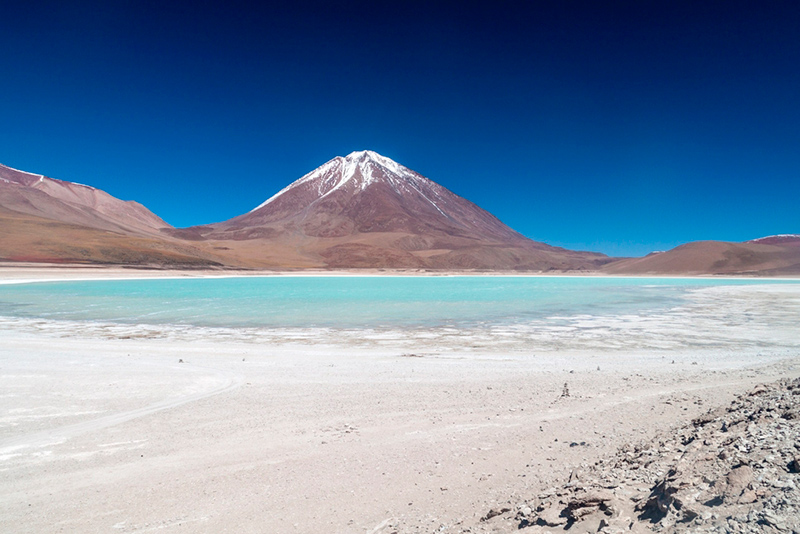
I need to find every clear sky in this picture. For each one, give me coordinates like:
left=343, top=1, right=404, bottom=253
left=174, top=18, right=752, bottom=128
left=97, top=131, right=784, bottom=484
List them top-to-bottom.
left=2, top=1, right=798, bottom=257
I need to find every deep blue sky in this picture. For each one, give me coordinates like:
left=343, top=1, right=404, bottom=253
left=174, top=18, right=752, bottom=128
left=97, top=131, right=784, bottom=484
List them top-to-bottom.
left=2, top=1, right=798, bottom=257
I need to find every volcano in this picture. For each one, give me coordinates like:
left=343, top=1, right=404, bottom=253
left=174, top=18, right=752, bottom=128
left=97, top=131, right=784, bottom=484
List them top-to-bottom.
left=193, top=150, right=612, bottom=270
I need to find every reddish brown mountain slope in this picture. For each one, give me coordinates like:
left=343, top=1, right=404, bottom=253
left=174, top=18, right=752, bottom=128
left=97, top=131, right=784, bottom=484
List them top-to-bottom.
left=192, top=150, right=612, bottom=270
left=0, top=163, right=223, bottom=266
left=0, top=163, right=170, bottom=236
left=0, top=206, right=221, bottom=266
left=745, top=234, right=800, bottom=247
left=603, top=236, right=800, bottom=275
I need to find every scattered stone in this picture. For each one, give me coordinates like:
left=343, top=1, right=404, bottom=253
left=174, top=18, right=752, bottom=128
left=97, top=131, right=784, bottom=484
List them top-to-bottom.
left=469, top=376, right=800, bottom=533
left=788, top=456, right=800, bottom=474
left=723, top=465, right=754, bottom=502
left=564, top=489, right=614, bottom=521
left=537, top=506, right=567, bottom=527
left=480, top=507, right=510, bottom=522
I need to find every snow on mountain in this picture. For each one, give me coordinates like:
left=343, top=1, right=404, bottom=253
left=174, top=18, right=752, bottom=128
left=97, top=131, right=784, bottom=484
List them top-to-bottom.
left=251, top=150, right=444, bottom=213
left=0, top=163, right=45, bottom=186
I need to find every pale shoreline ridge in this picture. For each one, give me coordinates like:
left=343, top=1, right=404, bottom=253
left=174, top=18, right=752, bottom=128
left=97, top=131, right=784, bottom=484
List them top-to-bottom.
left=1, top=263, right=799, bottom=285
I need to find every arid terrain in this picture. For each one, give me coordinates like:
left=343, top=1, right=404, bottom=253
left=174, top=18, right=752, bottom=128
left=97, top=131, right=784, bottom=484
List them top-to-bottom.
left=4, top=156, right=797, bottom=275
left=2, top=324, right=798, bottom=534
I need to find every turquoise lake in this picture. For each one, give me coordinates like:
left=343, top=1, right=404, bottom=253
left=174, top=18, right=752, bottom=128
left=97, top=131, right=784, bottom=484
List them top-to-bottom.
left=0, top=276, right=797, bottom=330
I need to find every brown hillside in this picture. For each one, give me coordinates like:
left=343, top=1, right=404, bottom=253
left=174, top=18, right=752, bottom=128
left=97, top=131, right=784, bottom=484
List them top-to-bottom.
left=603, top=240, right=800, bottom=276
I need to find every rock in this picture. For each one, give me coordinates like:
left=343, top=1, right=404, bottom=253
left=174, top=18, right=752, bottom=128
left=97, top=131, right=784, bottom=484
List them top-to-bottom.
left=782, top=408, right=800, bottom=420
left=788, top=456, right=800, bottom=473
left=722, top=465, right=753, bottom=502
left=738, top=489, right=757, bottom=504
left=564, top=490, right=616, bottom=522
left=568, top=490, right=615, bottom=509
left=567, top=504, right=598, bottom=521
left=537, top=506, right=567, bottom=527
left=480, top=507, right=510, bottom=522
left=761, top=509, right=787, bottom=530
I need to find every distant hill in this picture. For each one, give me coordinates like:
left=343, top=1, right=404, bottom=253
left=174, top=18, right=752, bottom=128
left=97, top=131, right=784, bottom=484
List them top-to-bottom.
left=603, top=236, right=800, bottom=276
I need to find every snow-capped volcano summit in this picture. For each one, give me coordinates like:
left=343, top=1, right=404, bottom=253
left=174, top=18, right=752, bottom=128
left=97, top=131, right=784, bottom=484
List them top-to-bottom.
left=251, top=150, right=411, bottom=212
left=197, top=151, right=612, bottom=270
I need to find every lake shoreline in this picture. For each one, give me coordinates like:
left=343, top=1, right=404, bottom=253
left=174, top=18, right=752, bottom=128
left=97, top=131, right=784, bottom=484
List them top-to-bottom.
left=2, top=262, right=799, bottom=285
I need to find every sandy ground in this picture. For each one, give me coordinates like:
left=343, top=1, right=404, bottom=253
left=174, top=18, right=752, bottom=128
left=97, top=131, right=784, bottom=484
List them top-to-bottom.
left=1, top=267, right=799, bottom=533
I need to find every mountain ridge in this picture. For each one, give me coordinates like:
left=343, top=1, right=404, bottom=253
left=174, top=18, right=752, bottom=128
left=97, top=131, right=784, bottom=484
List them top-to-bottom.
left=1, top=154, right=797, bottom=274
left=0, top=163, right=223, bottom=266
left=0, top=163, right=171, bottom=236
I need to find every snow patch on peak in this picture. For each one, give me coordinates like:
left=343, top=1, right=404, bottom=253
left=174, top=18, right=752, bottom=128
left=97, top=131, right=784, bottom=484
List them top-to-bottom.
left=249, top=150, right=435, bottom=213
left=316, top=150, right=413, bottom=200
left=344, top=150, right=405, bottom=178
left=0, top=163, right=44, bottom=178
left=0, top=164, right=97, bottom=190
left=66, top=181, right=95, bottom=189
left=748, top=234, right=800, bottom=243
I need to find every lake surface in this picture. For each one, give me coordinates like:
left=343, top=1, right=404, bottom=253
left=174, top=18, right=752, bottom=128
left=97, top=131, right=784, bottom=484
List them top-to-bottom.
left=0, top=276, right=790, bottom=328
left=1, top=276, right=799, bottom=352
